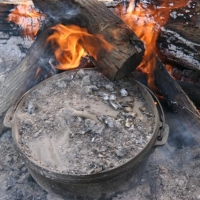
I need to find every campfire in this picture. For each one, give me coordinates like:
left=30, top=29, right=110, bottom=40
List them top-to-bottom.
left=0, top=0, right=200, bottom=199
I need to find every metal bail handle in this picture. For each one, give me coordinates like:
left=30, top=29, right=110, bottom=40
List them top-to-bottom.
left=140, top=83, right=169, bottom=146
left=4, top=106, right=15, bottom=128
left=155, top=124, right=169, bottom=146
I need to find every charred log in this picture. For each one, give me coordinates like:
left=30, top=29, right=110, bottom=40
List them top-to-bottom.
left=157, top=0, right=200, bottom=71
left=157, top=28, right=200, bottom=72
left=130, top=56, right=200, bottom=142
left=154, top=58, right=199, bottom=116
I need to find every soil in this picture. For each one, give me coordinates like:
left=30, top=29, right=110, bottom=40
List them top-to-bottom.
left=16, top=69, right=155, bottom=175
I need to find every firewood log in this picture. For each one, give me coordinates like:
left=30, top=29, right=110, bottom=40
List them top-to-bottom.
left=32, top=0, right=144, bottom=80
left=0, top=22, right=54, bottom=118
left=131, top=55, right=200, bottom=143
left=154, top=57, right=200, bottom=116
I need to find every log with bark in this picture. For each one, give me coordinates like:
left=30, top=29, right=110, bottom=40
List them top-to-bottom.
left=32, top=0, right=144, bottom=80
left=154, top=58, right=199, bottom=115
left=154, top=58, right=200, bottom=143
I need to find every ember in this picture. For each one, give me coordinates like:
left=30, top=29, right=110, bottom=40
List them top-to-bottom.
left=7, top=0, right=45, bottom=39
left=165, top=64, right=173, bottom=77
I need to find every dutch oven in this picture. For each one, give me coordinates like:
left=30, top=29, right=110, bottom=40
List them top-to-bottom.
left=4, top=69, right=169, bottom=199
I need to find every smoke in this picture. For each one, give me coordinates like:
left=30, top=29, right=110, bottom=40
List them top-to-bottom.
left=40, top=2, right=80, bottom=25
left=47, top=7, right=80, bottom=24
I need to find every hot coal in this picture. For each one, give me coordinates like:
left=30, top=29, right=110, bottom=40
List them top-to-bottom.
left=16, top=69, right=155, bottom=175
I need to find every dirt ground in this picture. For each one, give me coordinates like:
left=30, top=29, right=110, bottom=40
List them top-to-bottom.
left=1, top=1, right=200, bottom=199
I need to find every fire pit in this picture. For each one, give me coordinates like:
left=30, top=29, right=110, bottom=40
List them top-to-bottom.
left=4, top=68, right=167, bottom=199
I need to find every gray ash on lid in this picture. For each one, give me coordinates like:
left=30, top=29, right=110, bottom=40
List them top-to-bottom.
left=16, top=69, right=155, bottom=175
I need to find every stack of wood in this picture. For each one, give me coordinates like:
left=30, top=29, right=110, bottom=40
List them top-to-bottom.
left=0, top=0, right=200, bottom=141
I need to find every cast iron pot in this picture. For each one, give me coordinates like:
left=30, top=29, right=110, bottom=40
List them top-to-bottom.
left=4, top=69, right=168, bottom=199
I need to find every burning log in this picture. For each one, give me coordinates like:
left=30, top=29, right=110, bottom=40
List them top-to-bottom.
left=32, top=0, right=144, bottom=80
left=98, top=0, right=200, bottom=72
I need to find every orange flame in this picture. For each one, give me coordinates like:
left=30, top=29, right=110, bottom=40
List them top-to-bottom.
left=118, top=0, right=188, bottom=88
left=7, top=2, right=45, bottom=39
left=46, top=24, right=113, bottom=70
left=165, top=64, right=173, bottom=75
left=34, top=67, right=41, bottom=79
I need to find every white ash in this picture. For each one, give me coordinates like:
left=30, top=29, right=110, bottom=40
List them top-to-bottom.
left=170, top=11, right=177, bottom=19
left=16, top=69, right=155, bottom=175
left=81, top=74, right=91, bottom=86
left=56, top=81, right=67, bottom=88
left=120, top=88, right=128, bottom=97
